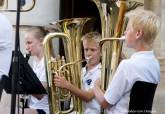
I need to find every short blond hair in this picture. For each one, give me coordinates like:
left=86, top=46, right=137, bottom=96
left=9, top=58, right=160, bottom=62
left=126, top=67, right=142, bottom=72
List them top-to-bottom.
left=125, top=9, right=160, bottom=45
left=81, top=32, right=101, bottom=43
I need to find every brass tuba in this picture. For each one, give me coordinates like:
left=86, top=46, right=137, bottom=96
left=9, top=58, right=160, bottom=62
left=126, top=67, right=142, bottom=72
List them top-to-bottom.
left=90, top=0, right=127, bottom=95
left=43, top=18, right=91, bottom=114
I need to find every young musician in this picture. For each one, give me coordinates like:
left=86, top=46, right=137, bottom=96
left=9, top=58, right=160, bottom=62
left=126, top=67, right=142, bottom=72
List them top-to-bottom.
left=93, top=9, right=160, bottom=114
left=0, top=27, right=49, bottom=114
left=24, top=27, right=49, bottom=114
left=54, top=32, right=102, bottom=114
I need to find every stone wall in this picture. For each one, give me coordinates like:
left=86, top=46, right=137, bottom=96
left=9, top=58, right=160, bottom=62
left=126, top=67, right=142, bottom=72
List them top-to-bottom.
left=123, top=0, right=165, bottom=58
left=144, top=0, right=164, bottom=58
left=159, top=0, right=165, bottom=58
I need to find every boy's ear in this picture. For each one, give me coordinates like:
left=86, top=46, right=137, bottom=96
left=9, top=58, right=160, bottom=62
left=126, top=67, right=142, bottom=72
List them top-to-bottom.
left=136, top=29, right=144, bottom=40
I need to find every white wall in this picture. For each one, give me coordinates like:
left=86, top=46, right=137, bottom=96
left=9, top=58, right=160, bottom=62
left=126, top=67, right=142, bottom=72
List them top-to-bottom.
left=1, top=0, right=60, bottom=53
left=2, top=0, right=60, bottom=26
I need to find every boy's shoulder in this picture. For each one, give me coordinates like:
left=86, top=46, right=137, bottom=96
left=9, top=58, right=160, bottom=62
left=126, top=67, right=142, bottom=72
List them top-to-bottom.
left=118, top=59, right=133, bottom=69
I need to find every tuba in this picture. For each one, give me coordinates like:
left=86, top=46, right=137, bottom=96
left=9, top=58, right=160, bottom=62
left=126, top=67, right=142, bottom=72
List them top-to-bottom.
left=90, top=0, right=127, bottom=95
left=43, top=18, right=91, bottom=114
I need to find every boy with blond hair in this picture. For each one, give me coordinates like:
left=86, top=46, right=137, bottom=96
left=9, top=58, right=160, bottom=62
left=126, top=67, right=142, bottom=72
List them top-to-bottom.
left=93, top=9, right=160, bottom=114
left=54, top=32, right=102, bottom=114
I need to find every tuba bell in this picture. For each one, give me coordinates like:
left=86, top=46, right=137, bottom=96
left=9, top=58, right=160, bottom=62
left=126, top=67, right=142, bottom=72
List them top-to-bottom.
left=90, top=0, right=127, bottom=95
left=43, top=18, right=91, bottom=114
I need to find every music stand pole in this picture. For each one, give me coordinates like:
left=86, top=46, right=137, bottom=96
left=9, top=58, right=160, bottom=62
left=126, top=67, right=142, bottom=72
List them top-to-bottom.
left=10, top=0, right=21, bottom=114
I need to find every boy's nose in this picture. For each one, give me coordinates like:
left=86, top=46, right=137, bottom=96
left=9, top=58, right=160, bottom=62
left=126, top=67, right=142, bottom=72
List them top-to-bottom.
left=25, top=46, right=29, bottom=50
left=86, top=53, right=92, bottom=58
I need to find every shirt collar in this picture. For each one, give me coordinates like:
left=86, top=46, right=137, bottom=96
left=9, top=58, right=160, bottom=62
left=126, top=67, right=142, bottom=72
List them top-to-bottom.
left=131, top=50, right=154, bottom=59
left=84, top=63, right=101, bottom=77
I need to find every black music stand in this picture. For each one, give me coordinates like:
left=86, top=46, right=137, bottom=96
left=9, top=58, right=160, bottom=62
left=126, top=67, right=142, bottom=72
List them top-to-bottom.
left=0, top=51, right=47, bottom=114
left=1, top=51, right=46, bottom=95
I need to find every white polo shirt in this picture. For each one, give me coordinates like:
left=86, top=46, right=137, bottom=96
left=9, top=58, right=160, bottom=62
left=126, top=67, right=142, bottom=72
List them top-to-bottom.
left=0, top=13, right=12, bottom=79
left=104, top=51, right=160, bottom=114
left=28, top=57, right=49, bottom=114
left=82, top=63, right=101, bottom=114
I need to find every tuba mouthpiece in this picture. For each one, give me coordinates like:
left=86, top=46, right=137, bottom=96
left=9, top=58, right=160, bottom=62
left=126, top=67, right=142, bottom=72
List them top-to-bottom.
left=119, top=36, right=126, bottom=41
left=24, top=53, right=31, bottom=62
left=85, top=56, right=92, bottom=63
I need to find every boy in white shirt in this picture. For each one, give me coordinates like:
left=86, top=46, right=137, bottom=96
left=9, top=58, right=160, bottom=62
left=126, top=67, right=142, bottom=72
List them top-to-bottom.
left=93, top=9, right=160, bottom=114
left=54, top=32, right=102, bottom=114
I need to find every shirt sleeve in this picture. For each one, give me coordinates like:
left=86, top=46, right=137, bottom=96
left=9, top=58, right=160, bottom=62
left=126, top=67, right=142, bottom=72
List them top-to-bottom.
left=0, top=14, right=13, bottom=77
left=0, top=14, right=12, bottom=49
left=104, top=60, right=129, bottom=105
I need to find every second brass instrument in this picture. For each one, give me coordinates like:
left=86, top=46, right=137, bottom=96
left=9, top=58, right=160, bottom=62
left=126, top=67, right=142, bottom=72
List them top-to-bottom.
left=91, top=0, right=127, bottom=96
left=43, top=18, right=91, bottom=114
